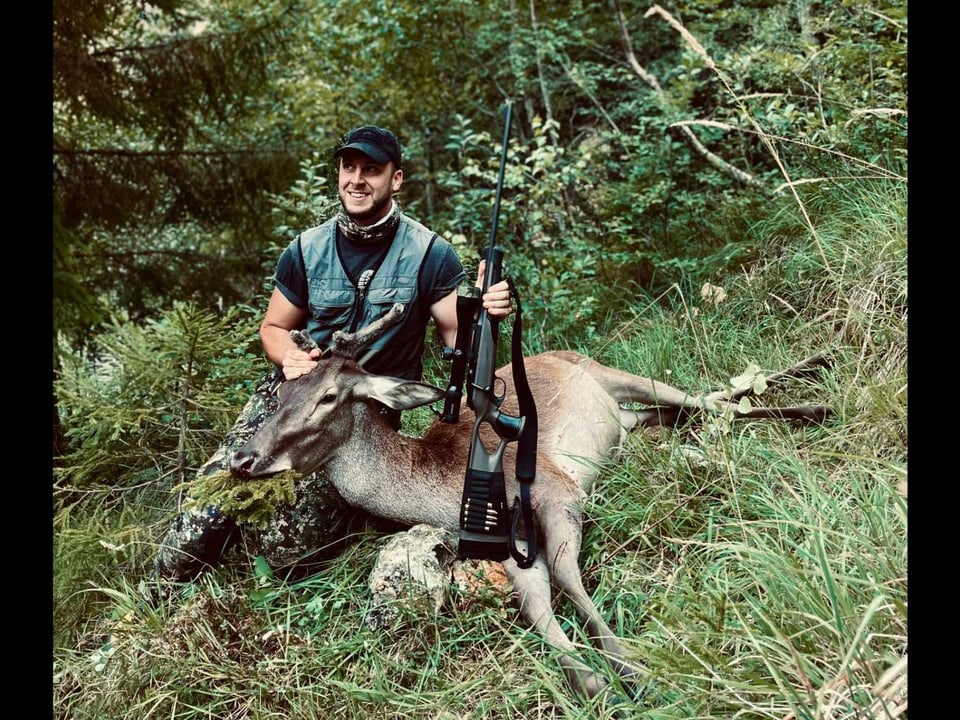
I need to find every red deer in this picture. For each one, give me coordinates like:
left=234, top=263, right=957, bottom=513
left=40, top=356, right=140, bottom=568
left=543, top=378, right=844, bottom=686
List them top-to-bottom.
left=229, top=303, right=829, bottom=702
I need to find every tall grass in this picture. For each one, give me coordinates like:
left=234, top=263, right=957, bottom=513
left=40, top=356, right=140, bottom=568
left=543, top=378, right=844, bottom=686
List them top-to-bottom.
left=53, top=177, right=906, bottom=719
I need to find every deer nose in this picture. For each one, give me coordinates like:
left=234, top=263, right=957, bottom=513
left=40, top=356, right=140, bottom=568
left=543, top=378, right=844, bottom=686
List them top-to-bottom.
left=229, top=449, right=258, bottom=478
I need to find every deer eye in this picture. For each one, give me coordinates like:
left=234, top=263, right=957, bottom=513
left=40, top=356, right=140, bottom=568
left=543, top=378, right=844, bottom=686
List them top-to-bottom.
left=307, top=388, right=338, bottom=417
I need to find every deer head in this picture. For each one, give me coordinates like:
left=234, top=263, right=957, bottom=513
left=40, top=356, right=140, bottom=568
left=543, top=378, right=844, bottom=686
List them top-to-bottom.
left=229, top=303, right=445, bottom=479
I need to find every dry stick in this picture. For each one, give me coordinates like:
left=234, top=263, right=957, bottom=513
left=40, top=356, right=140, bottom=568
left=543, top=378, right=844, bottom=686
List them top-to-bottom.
left=643, top=3, right=830, bottom=272
left=669, top=119, right=905, bottom=186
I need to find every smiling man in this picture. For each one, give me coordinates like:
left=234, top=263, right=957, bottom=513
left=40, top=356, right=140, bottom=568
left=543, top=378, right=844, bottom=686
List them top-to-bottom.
left=149, top=124, right=513, bottom=586
left=257, top=125, right=489, bottom=391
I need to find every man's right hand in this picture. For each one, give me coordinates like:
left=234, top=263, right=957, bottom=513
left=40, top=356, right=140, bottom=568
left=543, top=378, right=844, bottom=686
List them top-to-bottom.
left=281, top=346, right=322, bottom=380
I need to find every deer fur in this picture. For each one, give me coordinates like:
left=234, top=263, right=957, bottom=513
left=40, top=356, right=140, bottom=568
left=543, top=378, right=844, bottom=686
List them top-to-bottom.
left=229, top=303, right=829, bottom=702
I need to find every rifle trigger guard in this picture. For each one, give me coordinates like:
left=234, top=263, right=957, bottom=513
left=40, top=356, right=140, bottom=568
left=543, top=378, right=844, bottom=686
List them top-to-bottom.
left=493, top=375, right=507, bottom=405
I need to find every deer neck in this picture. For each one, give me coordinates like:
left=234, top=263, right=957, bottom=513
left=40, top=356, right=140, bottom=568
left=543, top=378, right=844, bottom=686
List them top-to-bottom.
left=322, top=406, right=463, bottom=531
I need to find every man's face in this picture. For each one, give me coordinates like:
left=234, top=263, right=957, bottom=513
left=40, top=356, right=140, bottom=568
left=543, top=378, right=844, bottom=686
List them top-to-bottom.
left=337, top=150, right=403, bottom=225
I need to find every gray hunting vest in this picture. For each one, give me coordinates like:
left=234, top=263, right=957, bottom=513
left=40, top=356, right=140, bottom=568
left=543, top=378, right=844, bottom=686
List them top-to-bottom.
left=299, top=214, right=438, bottom=380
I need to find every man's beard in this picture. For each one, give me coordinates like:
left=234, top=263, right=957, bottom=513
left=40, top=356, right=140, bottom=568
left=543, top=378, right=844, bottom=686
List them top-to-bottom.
left=340, top=191, right=391, bottom=224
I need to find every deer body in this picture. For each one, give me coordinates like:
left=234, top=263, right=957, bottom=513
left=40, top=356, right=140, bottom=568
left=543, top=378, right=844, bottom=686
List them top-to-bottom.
left=230, top=304, right=828, bottom=701
left=231, top=347, right=655, bottom=698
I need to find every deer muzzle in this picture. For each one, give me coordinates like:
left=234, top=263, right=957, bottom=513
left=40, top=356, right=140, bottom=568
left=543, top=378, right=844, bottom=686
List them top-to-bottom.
left=229, top=448, right=259, bottom=479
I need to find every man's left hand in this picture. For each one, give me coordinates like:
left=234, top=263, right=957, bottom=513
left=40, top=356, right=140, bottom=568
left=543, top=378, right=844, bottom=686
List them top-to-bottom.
left=477, top=259, right=513, bottom=318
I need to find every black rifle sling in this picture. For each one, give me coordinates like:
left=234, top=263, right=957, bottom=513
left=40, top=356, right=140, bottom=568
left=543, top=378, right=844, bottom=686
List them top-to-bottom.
left=506, top=277, right=538, bottom=568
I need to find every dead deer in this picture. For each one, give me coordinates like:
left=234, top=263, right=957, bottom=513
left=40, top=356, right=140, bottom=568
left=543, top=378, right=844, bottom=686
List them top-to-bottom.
left=229, top=303, right=829, bottom=702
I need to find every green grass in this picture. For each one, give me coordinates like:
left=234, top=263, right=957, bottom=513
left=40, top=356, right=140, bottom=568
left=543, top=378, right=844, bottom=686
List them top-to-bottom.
left=53, top=181, right=906, bottom=719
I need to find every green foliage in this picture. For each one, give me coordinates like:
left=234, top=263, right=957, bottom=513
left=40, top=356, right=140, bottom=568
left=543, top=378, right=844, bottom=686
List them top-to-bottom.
left=53, top=0, right=306, bottom=349
left=53, top=0, right=907, bottom=357
left=413, top=1, right=903, bottom=352
left=432, top=113, right=636, bottom=350
left=262, top=153, right=342, bottom=285
left=269, top=154, right=341, bottom=241
left=53, top=299, right=266, bottom=650
left=54, top=301, right=263, bottom=491
left=583, top=434, right=906, bottom=719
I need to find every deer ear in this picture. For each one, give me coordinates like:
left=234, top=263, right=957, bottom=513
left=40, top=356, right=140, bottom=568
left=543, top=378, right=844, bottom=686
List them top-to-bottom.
left=359, top=375, right=445, bottom=410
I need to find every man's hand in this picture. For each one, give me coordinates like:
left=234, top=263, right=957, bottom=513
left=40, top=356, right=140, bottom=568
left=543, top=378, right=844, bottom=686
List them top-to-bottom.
left=477, top=259, right=513, bottom=319
left=281, top=346, right=322, bottom=380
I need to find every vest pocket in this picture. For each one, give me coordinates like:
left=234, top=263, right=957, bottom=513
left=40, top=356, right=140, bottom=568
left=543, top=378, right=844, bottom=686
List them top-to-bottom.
left=367, top=285, right=414, bottom=307
left=308, top=287, right=354, bottom=327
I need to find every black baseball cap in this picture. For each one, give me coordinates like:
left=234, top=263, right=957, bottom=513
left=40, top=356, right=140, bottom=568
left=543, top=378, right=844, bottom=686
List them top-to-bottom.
left=334, top=125, right=402, bottom=168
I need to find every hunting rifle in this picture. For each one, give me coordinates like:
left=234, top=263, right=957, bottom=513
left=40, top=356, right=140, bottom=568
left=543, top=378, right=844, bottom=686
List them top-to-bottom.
left=440, top=101, right=538, bottom=568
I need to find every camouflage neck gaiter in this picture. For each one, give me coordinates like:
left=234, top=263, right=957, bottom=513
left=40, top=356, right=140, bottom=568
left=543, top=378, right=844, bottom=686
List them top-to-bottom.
left=337, top=200, right=401, bottom=245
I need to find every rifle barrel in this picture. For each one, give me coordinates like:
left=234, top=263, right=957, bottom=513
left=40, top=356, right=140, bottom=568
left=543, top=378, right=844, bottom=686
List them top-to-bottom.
left=483, top=100, right=512, bottom=294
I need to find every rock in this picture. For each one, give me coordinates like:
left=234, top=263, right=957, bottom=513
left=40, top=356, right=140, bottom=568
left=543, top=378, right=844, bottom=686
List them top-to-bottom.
left=365, top=524, right=514, bottom=630
left=365, top=524, right=457, bottom=630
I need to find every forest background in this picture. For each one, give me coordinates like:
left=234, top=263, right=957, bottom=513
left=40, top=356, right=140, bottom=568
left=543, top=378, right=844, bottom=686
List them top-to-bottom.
left=53, top=1, right=908, bottom=719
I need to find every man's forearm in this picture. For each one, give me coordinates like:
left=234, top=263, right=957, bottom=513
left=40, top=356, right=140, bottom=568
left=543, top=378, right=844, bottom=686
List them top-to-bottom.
left=260, top=324, right=298, bottom=366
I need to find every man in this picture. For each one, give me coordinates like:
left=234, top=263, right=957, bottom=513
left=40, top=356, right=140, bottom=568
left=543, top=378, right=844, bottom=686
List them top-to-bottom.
left=152, top=125, right=511, bottom=584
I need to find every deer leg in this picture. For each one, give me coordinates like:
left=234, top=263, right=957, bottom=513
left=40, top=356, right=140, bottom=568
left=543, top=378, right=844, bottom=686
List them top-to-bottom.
left=553, top=351, right=707, bottom=410
left=571, top=353, right=830, bottom=426
left=619, top=405, right=685, bottom=430
left=539, top=505, right=643, bottom=689
left=504, top=551, right=611, bottom=700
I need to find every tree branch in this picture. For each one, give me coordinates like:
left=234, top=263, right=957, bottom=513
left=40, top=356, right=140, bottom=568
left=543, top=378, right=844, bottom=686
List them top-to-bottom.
left=612, top=0, right=766, bottom=190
